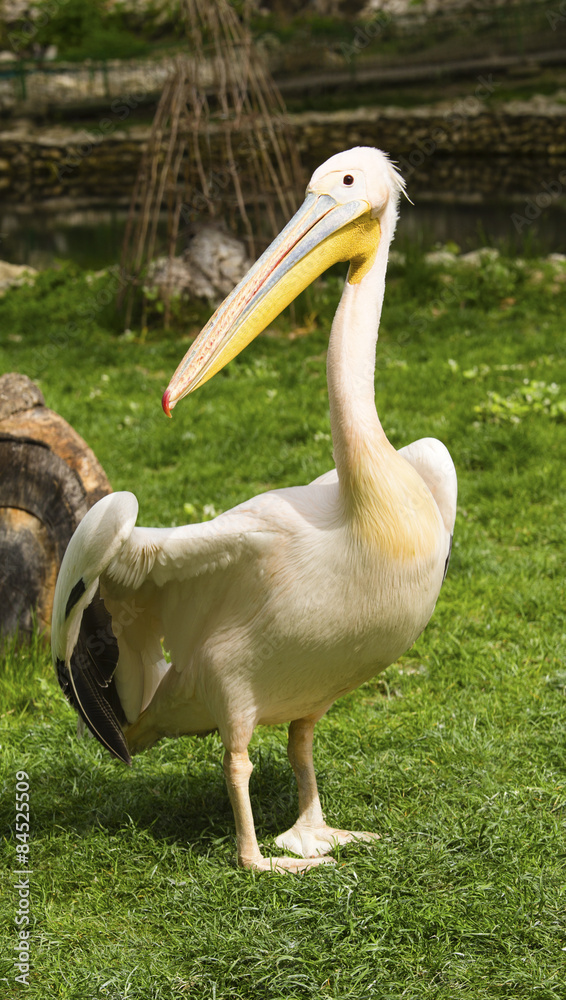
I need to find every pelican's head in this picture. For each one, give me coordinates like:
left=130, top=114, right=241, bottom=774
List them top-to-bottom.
left=163, top=147, right=405, bottom=415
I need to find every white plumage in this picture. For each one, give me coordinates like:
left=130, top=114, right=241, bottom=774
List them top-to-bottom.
left=52, top=147, right=457, bottom=871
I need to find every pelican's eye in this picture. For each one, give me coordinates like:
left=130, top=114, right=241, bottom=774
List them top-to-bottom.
left=343, top=174, right=354, bottom=186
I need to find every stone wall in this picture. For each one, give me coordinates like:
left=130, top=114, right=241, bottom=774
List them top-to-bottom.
left=0, top=56, right=191, bottom=115
left=1, top=98, right=565, bottom=206
left=293, top=99, right=566, bottom=200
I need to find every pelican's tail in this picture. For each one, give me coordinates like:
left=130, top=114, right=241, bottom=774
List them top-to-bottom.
left=51, top=492, right=139, bottom=765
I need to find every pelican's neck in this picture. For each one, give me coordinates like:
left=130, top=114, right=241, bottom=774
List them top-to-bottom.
left=326, top=206, right=437, bottom=553
left=327, top=208, right=393, bottom=508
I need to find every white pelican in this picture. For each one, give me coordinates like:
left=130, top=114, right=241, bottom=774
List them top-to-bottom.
left=52, top=147, right=456, bottom=872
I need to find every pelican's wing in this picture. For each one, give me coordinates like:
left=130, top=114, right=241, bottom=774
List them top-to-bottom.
left=399, top=437, right=457, bottom=535
left=400, top=437, right=457, bottom=582
left=309, top=467, right=338, bottom=487
left=51, top=491, right=275, bottom=763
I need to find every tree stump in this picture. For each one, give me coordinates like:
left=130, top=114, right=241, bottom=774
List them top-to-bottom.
left=0, top=373, right=111, bottom=641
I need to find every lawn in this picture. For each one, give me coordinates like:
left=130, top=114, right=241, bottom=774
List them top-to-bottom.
left=0, top=251, right=565, bottom=999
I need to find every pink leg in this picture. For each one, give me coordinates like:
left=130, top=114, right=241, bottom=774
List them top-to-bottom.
left=275, top=717, right=380, bottom=858
left=223, top=747, right=334, bottom=872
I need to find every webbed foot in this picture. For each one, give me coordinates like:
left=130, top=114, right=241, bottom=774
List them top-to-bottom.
left=275, top=823, right=379, bottom=858
left=243, top=852, right=335, bottom=873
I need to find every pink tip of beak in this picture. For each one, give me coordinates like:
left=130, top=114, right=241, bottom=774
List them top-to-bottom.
left=162, top=388, right=172, bottom=417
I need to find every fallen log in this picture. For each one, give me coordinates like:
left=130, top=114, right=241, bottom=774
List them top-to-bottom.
left=0, top=372, right=111, bottom=640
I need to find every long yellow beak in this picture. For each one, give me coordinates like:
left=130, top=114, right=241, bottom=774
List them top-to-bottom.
left=162, top=191, right=377, bottom=415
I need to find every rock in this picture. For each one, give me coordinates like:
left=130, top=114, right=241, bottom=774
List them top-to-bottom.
left=145, top=225, right=251, bottom=304
left=458, top=248, right=500, bottom=266
left=388, top=249, right=406, bottom=266
left=425, top=249, right=458, bottom=266
left=0, top=260, right=38, bottom=295
left=0, top=373, right=44, bottom=420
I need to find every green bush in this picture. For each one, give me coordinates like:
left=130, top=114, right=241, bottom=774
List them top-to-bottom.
left=31, top=0, right=151, bottom=61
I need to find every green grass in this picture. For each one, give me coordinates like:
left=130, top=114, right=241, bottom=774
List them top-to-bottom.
left=0, top=253, right=565, bottom=998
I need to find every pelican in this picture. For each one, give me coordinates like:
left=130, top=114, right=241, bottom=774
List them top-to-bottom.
left=52, top=147, right=457, bottom=872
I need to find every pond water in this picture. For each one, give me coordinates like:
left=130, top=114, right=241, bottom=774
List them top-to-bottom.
left=0, top=196, right=564, bottom=270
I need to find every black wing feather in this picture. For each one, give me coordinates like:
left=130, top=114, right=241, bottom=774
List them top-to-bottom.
left=65, top=578, right=86, bottom=619
left=56, top=588, right=131, bottom=765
